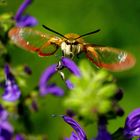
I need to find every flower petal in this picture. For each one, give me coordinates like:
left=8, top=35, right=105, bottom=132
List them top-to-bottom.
left=14, top=0, right=38, bottom=27
left=15, top=0, right=32, bottom=20
left=16, top=15, right=38, bottom=27
left=61, top=57, right=81, bottom=77
left=4, top=64, right=10, bottom=75
left=39, top=64, right=57, bottom=88
left=39, top=64, right=64, bottom=96
left=2, top=65, right=21, bottom=101
left=2, top=79, right=21, bottom=101
left=65, top=79, right=74, bottom=89
left=40, top=84, right=64, bottom=96
left=0, top=105, right=8, bottom=122
left=0, top=105, right=13, bottom=140
left=124, top=108, right=140, bottom=138
left=126, top=108, right=140, bottom=123
left=63, top=116, right=87, bottom=140
left=0, top=121, right=13, bottom=133
left=95, top=126, right=111, bottom=140
left=0, top=127, right=13, bottom=140
left=65, top=132, right=79, bottom=140
left=15, top=134, right=24, bottom=140
left=0, top=136, right=4, bottom=140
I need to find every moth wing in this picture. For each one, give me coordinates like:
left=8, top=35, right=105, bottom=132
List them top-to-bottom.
left=8, top=27, right=62, bottom=56
left=84, top=44, right=135, bottom=71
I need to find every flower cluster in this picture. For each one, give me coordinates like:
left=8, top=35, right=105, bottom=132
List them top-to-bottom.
left=0, top=0, right=38, bottom=102
left=0, top=0, right=38, bottom=138
left=0, top=0, right=38, bottom=46
left=14, top=0, right=38, bottom=27
left=39, top=57, right=81, bottom=96
left=64, top=60, right=123, bottom=121
left=2, top=64, right=21, bottom=101
left=0, top=104, right=13, bottom=140
left=63, top=108, right=140, bottom=140
left=124, top=108, right=140, bottom=139
left=62, top=115, right=112, bottom=140
left=63, top=115, right=87, bottom=140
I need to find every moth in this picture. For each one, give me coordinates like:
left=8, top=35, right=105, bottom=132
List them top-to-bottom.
left=8, top=25, right=135, bottom=71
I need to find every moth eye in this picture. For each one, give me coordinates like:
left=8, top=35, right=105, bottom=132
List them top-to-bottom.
left=65, top=41, right=69, bottom=45
left=73, top=41, right=78, bottom=45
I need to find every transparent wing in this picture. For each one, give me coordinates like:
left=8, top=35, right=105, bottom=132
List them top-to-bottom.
left=8, top=27, right=62, bottom=56
left=85, top=45, right=136, bottom=71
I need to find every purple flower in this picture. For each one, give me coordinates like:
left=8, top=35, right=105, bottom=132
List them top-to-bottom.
left=14, top=0, right=38, bottom=27
left=39, top=57, right=81, bottom=96
left=61, top=57, right=81, bottom=77
left=39, top=64, right=64, bottom=96
left=2, top=65, right=21, bottom=101
left=65, top=80, right=74, bottom=89
left=0, top=104, right=13, bottom=140
left=0, top=105, right=8, bottom=121
left=124, top=108, right=140, bottom=139
left=62, top=115, right=111, bottom=140
left=62, top=116, right=87, bottom=140
left=92, top=117, right=111, bottom=140
left=95, top=124, right=111, bottom=140
left=65, top=132, right=80, bottom=140
left=15, top=134, right=24, bottom=140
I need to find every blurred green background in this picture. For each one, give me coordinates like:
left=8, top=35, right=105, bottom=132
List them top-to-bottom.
left=1, top=0, right=140, bottom=139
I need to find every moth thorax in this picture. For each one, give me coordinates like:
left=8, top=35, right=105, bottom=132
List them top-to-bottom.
left=61, top=41, right=81, bottom=58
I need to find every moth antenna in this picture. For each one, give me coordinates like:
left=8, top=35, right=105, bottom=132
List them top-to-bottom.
left=42, top=25, right=68, bottom=39
left=76, top=29, right=101, bottom=39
